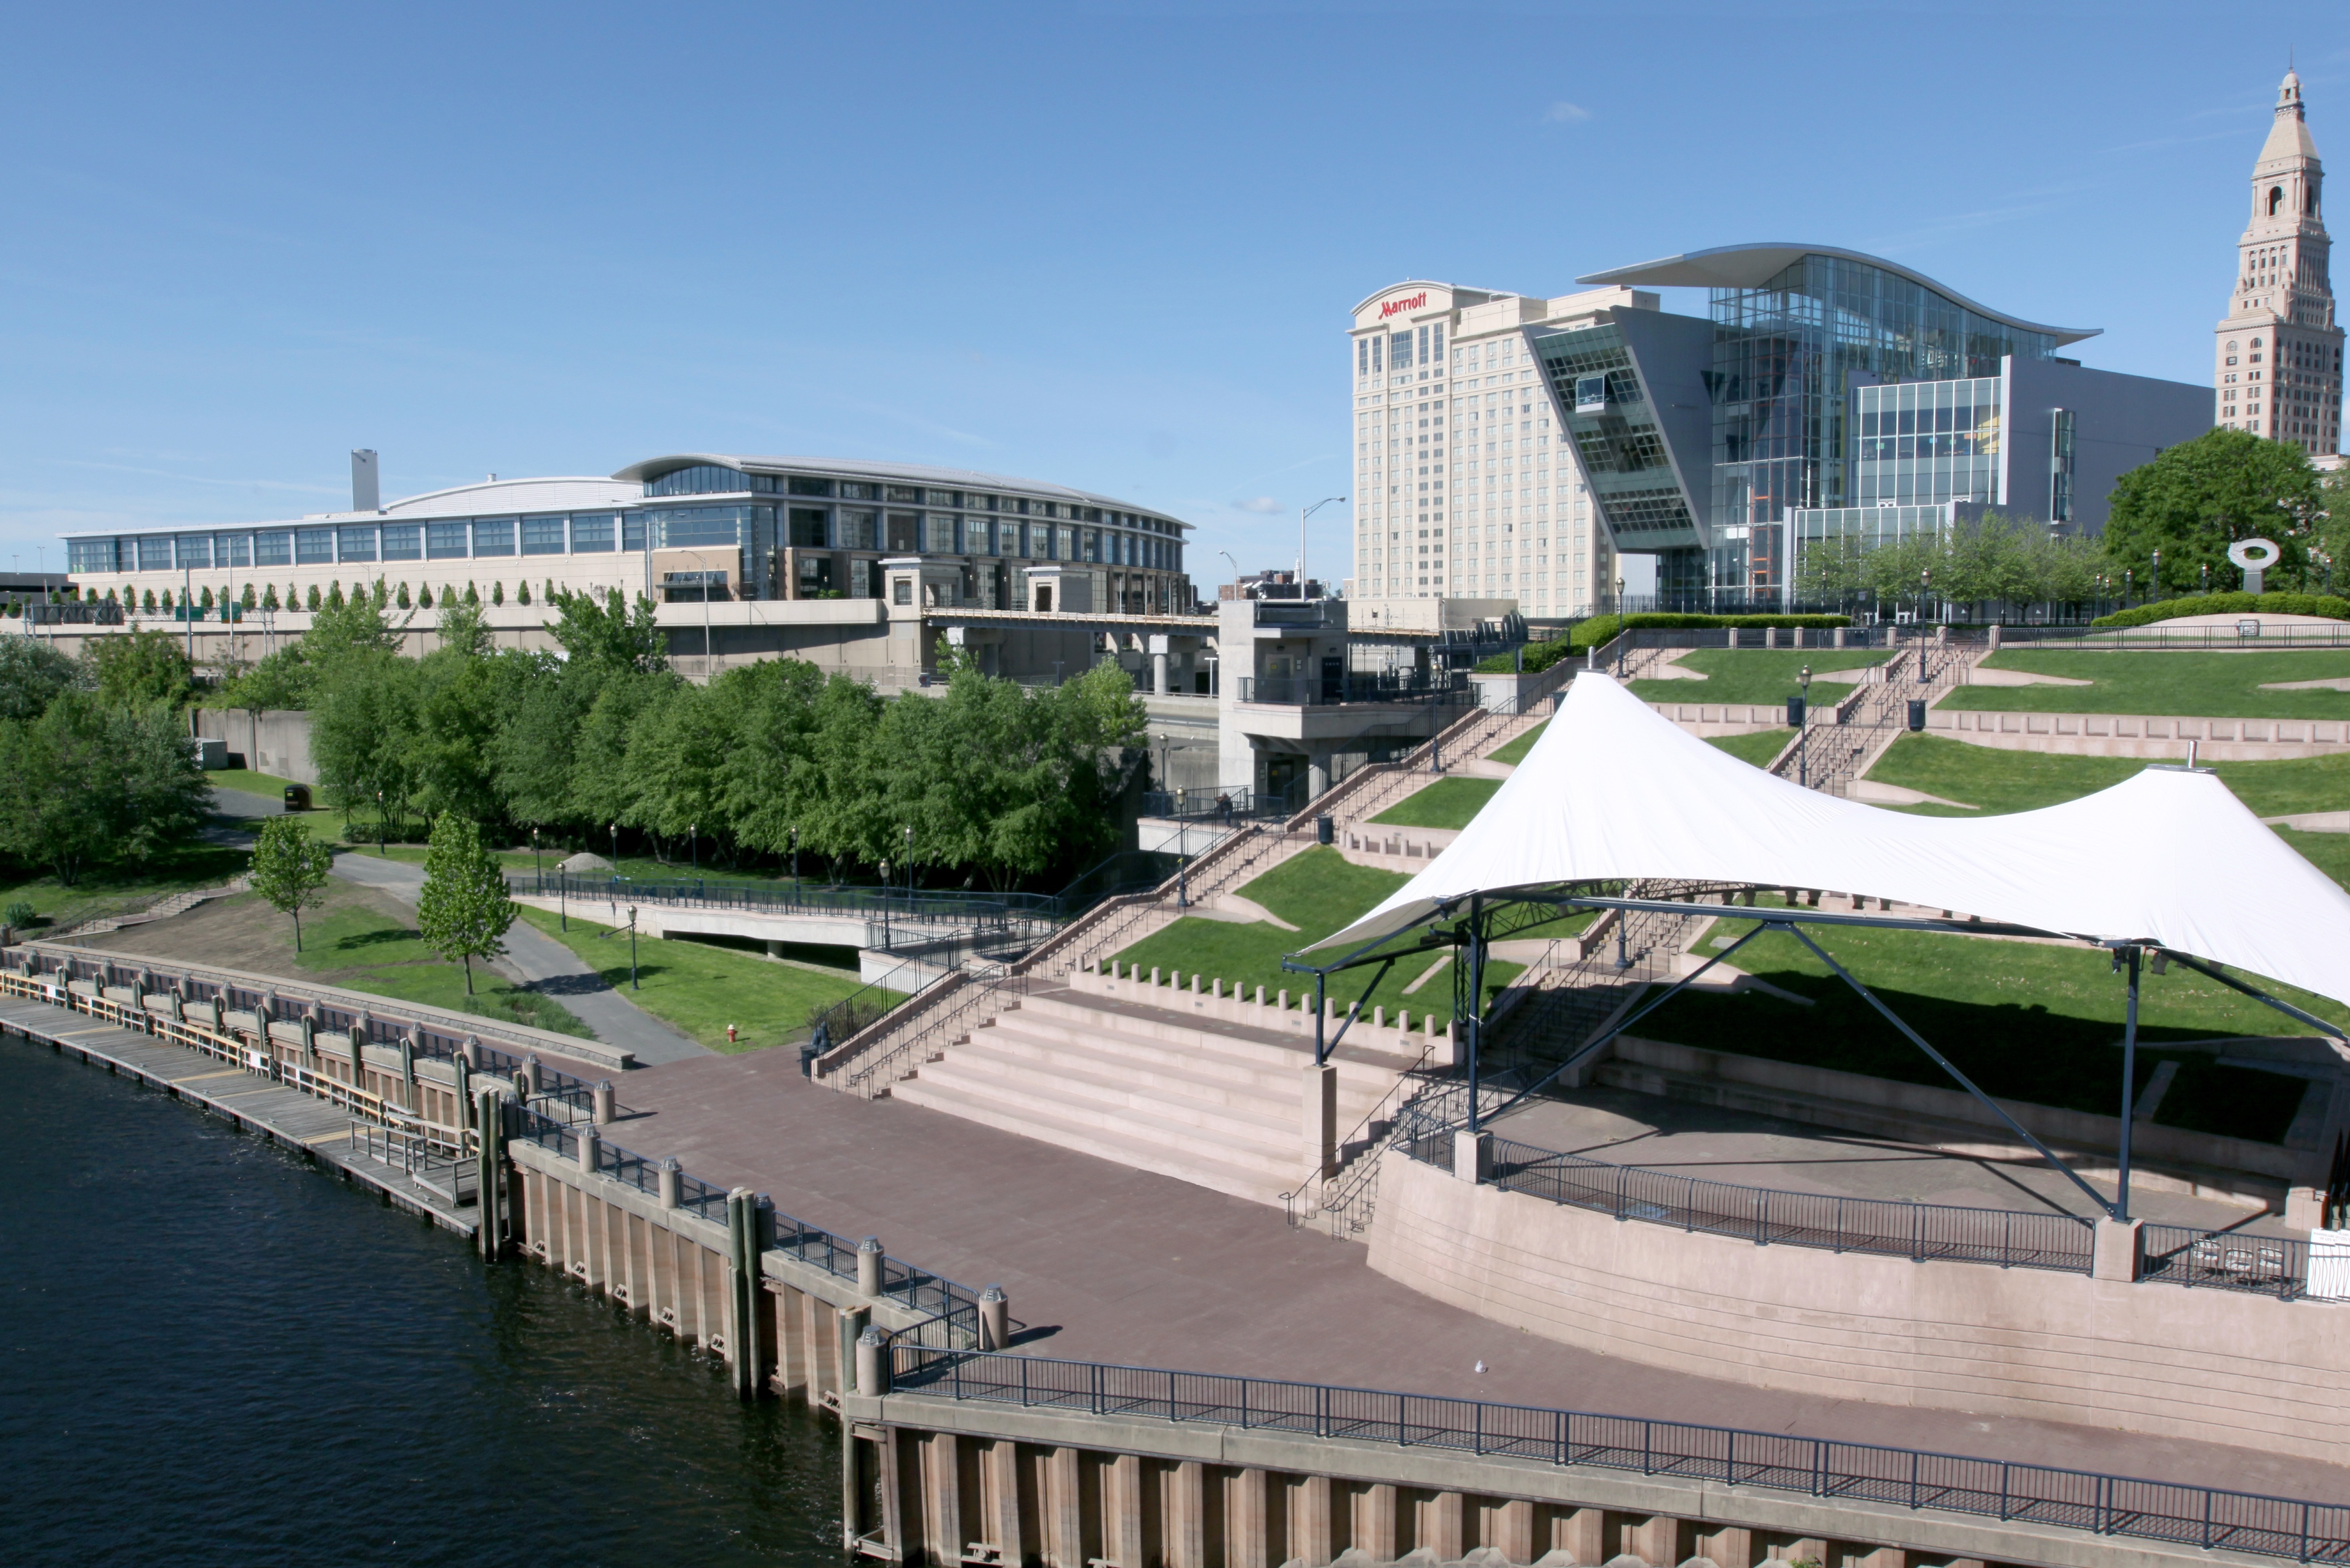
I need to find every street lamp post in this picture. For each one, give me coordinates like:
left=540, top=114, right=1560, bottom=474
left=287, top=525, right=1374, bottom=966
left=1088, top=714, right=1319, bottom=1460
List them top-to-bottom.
left=1298, top=497, right=1347, bottom=600
left=2150, top=547, right=2162, bottom=605
left=1219, top=550, right=1241, bottom=601
left=1797, top=665, right=1813, bottom=787
left=376, top=790, right=385, bottom=856
left=689, top=822, right=698, bottom=874
left=879, top=860, right=892, bottom=948
left=627, top=906, right=640, bottom=990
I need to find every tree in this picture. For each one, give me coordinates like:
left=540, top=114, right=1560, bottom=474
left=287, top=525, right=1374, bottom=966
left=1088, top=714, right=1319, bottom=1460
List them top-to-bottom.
left=2105, top=428, right=2324, bottom=594
left=551, top=585, right=668, bottom=676
left=83, top=627, right=195, bottom=710
left=0, top=637, right=81, bottom=723
left=222, top=646, right=315, bottom=714
left=310, top=650, right=419, bottom=839
left=0, top=694, right=210, bottom=885
left=416, top=811, right=516, bottom=994
left=247, top=815, right=334, bottom=952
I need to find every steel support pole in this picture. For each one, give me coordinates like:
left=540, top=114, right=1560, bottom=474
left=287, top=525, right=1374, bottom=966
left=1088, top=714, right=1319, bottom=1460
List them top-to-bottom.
left=1465, top=896, right=1484, bottom=1133
left=2117, top=946, right=2142, bottom=1223
left=1313, top=970, right=1327, bottom=1067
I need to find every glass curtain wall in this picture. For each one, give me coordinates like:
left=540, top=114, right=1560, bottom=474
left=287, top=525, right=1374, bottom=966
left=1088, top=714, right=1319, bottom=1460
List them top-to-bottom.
left=1707, top=254, right=2058, bottom=600
left=1853, top=378, right=2003, bottom=508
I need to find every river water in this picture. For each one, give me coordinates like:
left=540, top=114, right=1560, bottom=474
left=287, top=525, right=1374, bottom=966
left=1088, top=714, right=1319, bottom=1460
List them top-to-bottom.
left=0, top=1040, right=844, bottom=1566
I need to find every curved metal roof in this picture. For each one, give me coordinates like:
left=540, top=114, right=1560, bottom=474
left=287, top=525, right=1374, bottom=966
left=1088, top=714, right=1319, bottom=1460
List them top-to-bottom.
left=1575, top=244, right=2100, bottom=347
left=612, top=454, right=1188, bottom=529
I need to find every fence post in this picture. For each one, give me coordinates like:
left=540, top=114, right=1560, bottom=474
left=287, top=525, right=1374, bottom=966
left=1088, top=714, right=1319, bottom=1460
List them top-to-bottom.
left=857, top=1236, right=884, bottom=1297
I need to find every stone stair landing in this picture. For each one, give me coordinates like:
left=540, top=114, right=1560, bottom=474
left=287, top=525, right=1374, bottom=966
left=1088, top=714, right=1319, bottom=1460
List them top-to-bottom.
left=888, top=985, right=1426, bottom=1207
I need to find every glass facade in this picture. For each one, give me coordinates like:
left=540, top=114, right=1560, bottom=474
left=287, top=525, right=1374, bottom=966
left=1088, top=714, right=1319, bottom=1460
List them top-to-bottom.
left=1705, top=254, right=2061, bottom=594
left=1534, top=322, right=1701, bottom=548
left=1852, top=376, right=2003, bottom=508
left=1792, top=502, right=1966, bottom=553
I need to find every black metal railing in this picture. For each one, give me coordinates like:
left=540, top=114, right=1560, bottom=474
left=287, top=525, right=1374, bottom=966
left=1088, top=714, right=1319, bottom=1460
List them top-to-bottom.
left=1236, top=671, right=1475, bottom=707
left=515, top=870, right=1062, bottom=930
left=1472, top=1134, right=2095, bottom=1273
left=2142, top=1223, right=2312, bottom=1301
left=886, top=1348, right=2350, bottom=1564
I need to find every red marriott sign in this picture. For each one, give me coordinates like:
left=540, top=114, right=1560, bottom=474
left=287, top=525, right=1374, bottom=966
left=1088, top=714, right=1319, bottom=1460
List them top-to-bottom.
left=1377, top=292, right=1428, bottom=319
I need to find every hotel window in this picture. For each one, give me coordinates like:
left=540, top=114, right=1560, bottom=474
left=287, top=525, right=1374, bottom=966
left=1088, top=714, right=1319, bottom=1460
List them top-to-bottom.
left=1390, top=331, right=1412, bottom=369
left=1358, top=338, right=1369, bottom=376
left=571, top=515, right=615, bottom=553
left=522, top=516, right=567, bottom=555
left=472, top=518, right=516, bottom=557
left=427, top=522, right=470, bottom=560
left=381, top=524, right=421, bottom=561
left=336, top=526, right=376, bottom=562
left=296, top=529, right=335, bottom=564
left=254, top=531, right=292, bottom=567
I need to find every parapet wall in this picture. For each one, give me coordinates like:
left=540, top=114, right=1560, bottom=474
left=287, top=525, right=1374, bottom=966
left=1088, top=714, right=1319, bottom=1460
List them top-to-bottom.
left=1368, top=1149, right=2350, bottom=1467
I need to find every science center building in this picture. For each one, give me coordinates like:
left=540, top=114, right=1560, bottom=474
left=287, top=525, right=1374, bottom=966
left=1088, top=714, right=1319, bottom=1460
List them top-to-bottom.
left=1348, top=245, right=2211, bottom=613
left=65, top=453, right=1194, bottom=617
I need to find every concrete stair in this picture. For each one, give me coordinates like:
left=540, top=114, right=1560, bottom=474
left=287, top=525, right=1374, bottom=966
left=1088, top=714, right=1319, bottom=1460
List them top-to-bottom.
left=889, top=987, right=1420, bottom=1206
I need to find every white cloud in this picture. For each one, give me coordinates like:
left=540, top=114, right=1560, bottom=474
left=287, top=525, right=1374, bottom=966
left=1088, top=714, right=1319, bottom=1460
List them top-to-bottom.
left=1542, top=101, right=1593, bottom=124
left=1234, top=496, right=1284, bottom=514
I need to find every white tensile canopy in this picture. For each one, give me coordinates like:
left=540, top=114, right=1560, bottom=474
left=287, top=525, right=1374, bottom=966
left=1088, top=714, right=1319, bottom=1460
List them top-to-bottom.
left=1312, top=673, right=2350, bottom=1013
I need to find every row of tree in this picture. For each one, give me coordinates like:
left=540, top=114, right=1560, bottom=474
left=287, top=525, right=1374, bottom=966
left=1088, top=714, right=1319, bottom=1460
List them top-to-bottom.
left=1793, top=429, right=2349, bottom=615
left=113, top=578, right=560, bottom=614
left=221, top=587, right=1150, bottom=888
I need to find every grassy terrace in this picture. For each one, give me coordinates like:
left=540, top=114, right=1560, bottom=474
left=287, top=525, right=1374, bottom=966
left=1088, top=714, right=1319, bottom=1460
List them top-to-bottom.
left=1628, top=649, right=1891, bottom=708
left=1940, top=650, right=2350, bottom=719
left=1488, top=721, right=1546, bottom=766
left=1706, top=730, right=1791, bottom=769
left=1867, top=735, right=2350, bottom=824
left=1369, top=777, right=1499, bottom=829
left=0, top=842, right=255, bottom=938
left=1112, top=847, right=1532, bottom=1028
left=289, top=888, right=592, bottom=1037
left=1640, top=903, right=2338, bottom=1145
left=515, top=908, right=873, bottom=1054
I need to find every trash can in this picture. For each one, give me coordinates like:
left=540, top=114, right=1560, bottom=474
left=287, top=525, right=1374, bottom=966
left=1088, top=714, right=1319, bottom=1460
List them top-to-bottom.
left=1786, top=695, right=1806, bottom=728
left=1907, top=700, right=1927, bottom=732
left=282, top=784, right=312, bottom=812
left=1315, top=815, right=1334, bottom=845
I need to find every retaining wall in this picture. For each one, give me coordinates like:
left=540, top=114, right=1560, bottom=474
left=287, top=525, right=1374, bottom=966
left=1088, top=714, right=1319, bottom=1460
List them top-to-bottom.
left=1368, top=1149, right=2350, bottom=1467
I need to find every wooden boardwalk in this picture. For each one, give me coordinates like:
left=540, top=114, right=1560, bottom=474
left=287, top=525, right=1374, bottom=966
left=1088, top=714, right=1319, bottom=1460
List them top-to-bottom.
left=0, top=995, right=475, bottom=1236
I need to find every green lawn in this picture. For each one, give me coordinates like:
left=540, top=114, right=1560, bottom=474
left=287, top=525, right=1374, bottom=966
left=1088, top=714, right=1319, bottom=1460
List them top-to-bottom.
left=1629, top=649, right=1891, bottom=708
left=1941, top=650, right=2350, bottom=719
left=1488, top=721, right=1547, bottom=766
left=1707, top=730, right=1792, bottom=769
left=1866, top=735, right=2350, bottom=824
left=207, top=767, right=306, bottom=800
left=1370, top=777, right=1501, bottom=829
left=0, top=842, right=255, bottom=936
left=1110, top=845, right=1537, bottom=1028
left=277, top=893, right=591, bottom=1037
left=514, top=907, right=872, bottom=1054
left=1649, top=911, right=2335, bottom=1143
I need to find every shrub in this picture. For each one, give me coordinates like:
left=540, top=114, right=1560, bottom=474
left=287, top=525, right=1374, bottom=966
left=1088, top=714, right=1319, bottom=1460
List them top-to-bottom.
left=2090, top=591, right=2350, bottom=628
left=4, top=900, right=35, bottom=927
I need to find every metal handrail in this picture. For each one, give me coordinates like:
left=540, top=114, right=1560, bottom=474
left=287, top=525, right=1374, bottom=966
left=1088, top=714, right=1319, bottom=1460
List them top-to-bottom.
left=2142, top=1222, right=2311, bottom=1301
left=886, top=1347, right=2350, bottom=1564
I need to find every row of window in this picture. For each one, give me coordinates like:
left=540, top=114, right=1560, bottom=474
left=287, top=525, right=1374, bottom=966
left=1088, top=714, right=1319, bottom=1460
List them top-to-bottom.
left=640, top=464, right=1180, bottom=532
left=71, top=506, right=1184, bottom=577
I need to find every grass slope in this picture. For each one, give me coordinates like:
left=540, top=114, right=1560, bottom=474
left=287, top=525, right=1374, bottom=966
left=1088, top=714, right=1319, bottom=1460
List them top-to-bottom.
left=1629, top=649, right=1891, bottom=708
left=1941, top=650, right=2350, bottom=719
left=1488, top=721, right=1547, bottom=766
left=1707, top=730, right=1792, bottom=769
left=1867, top=735, right=2350, bottom=822
left=1370, top=777, right=1501, bottom=829
left=0, top=842, right=253, bottom=936
left=1111, top=846, right=1534, bottom=1029
left=281, top=891, right=591, bottom=1037
left=514, top=907, right=871, bottom=1054
left=1647, top=913, right=2328, bottom=1143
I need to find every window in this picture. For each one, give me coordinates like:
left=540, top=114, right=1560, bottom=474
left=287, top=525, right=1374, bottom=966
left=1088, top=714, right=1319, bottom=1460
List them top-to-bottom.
left=2270, top=186, right=2285, bottom=216
left=1390, top=331, right=1412, bottom=369
left=644, top=464, right=769, bottom=497
left=786, top=476, right=833, bottom=497
left=884, top=485, right=921, bottom=504
left=926, top=490, right=957, bottom=507
left=648, top=506, right=748, bottom=549
left=788, top=508, right=828, bottom=548
left=837, top=510, right=876, bottom=550
left=621, top=513, right=647, bottom=551
left=571, top=515, right=615, bottom=553
left=927, top=515, right=956, bottom=553
left=522, top=516, right=566, bottom=555
left=472, top=518, right=516, bottom=556
left=427, top=522, right=469, bottom=559
left=381, top=524, right=422, bottom=560
left=336, top=526, right=376, bottom=562
left=296, top=529, right=334, bottom=564
left=254, top=531, right=292, bottom=567
left=217, top=533, right=251, bottom=568
left=172, top=534, right=212, bottom=570
left=67, top=538, right=117, bottom=574
left=891, top=578, right=913, bottom=605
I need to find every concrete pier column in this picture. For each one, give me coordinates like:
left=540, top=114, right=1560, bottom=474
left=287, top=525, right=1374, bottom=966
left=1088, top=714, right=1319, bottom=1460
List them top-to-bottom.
left=1987, top=622, right=2003, bottom=652
left=1764, top=625, right=1779, bottom=649
left=1833, top=627, right=1847, bottom=648
left=1151, top=638, right=1170, bottom=696
left=1307, top=753, right=1330, bottom=799
left=459, top=1032, right=479, bottom=1069
left=452, top=1053, right=472, bottom=1127
left=525, top=1053, right=544, bottom=1094
left=1302, top=1063, right=1338, bottom=1183
left=511, top=1068, right=530, bottom=1104
left=592, top=1080, right=616, bottom=1125
left=578, top=1122, right=600, bottom=1174
left=1452, top=1128, right=1490, bottom=1185
left=658, top=1156, right=682, bottom=1209
left=2093, top=1216, right=2145, bottom=1282
left=857, top=1236, right=886, bottom=1297
left=979, top=1284, right=1009, bottom=1351
left=855, top=1325, right=891, bottom=1395
left=1293, top=1474, right=1334, bottom=1566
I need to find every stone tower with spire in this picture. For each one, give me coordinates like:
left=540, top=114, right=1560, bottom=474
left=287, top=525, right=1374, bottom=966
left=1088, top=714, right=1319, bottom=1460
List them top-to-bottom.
left=2215, top=69, right=2343, bottom=453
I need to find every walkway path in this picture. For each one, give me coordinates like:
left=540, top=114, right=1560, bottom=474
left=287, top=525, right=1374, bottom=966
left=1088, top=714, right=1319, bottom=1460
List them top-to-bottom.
left=330, top=853, right=708, bottom=1066
left=616, top=1039, right=2350, bottom=1505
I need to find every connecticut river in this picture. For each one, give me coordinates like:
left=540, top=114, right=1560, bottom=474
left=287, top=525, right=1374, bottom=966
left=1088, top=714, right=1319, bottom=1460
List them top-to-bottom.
left=0, top=1040, right=843, bottom=1566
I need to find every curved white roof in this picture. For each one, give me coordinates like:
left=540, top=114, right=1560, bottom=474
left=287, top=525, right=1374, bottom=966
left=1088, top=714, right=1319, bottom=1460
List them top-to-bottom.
left=1576, top=244, right=2100, bottom=347
left=613, top=454, right=1189, bottom=529
left=379, top=476, right=640, bottom=518
left=1315, top=674, right=2350, bottom=1013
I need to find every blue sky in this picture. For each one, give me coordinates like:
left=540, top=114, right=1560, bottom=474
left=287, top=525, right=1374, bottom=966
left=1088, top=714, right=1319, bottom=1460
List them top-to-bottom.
left=2, top=2, right=2342, bottom=588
